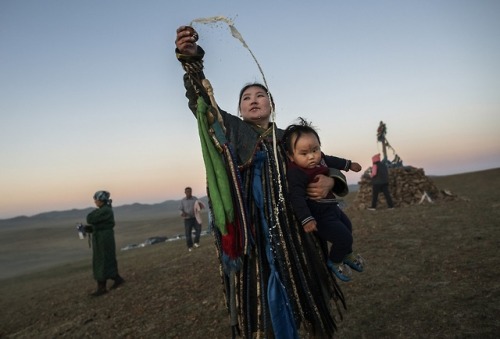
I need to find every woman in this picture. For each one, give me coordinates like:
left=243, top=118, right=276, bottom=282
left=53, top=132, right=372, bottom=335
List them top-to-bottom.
left=175, top=26, right=348, bottom=338
left=85, top=190, right=124, bottom=296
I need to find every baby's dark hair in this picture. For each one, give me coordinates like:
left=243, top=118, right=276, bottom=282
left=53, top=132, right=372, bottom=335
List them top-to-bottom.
left=282, top=117, right=321, bottom=155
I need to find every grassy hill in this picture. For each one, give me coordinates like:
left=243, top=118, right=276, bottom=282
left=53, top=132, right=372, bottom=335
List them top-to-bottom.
left=1, top=168, right=499, bottom=338
left=0, top=197, right=210, bottom=279
left=0, top=197, right=210, bottom=226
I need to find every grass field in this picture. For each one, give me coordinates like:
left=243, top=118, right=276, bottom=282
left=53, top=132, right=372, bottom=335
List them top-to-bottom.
left=1, top=168, right=499, bottom=338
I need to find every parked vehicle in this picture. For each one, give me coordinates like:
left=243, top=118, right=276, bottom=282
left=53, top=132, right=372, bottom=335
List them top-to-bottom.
left=167, top=234, right=185, bottom=242
left=143, top=236, right=168, bottom=246
left=121, top=243, right=140, bottom=251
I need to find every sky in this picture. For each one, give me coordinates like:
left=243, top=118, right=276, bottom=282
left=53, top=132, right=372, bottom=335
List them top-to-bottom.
left=1, top=0, right=499, bottom=219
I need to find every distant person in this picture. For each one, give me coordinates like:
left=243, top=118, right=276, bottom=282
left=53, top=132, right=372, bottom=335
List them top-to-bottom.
left=283, top=118, right=364, bottom=282
left=368, top=153, right=394, bottom=210
left=179, top=187, right=202, bottom=251
left=85, top=190, right=125, bottom=297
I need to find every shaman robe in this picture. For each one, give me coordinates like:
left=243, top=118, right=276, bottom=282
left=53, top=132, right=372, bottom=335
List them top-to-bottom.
left=179, top=46, right=347, bottom=338
left=86, top=204, right=118, bottom=282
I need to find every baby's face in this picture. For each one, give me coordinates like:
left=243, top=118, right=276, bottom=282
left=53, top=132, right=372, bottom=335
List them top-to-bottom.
left=288, top=132, right=322, bottom=169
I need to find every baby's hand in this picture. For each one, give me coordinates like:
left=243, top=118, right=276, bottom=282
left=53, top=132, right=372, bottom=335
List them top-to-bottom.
left=350, top=162, right=362, bottom=172
left=303, top=220, right=317, bottom=233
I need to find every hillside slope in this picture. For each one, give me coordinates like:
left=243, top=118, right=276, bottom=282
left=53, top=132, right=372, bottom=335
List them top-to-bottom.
left=1, top=168, right=499, bottom=338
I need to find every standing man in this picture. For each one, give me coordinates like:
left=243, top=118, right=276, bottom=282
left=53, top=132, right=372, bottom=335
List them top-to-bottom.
left=368, top=153, right=395, bottom=210
left=179, top=187, right=202, bottom=251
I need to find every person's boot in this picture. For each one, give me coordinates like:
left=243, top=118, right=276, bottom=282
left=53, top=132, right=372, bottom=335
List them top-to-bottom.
left=110, top=275, right=125, bottom=290
left=90, top=281, right=107, bottom=297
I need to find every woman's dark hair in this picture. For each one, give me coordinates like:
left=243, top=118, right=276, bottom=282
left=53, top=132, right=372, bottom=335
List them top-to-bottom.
left=237, top=82, right=275, bottom=113
left=282, top=117, right=321, bottom=155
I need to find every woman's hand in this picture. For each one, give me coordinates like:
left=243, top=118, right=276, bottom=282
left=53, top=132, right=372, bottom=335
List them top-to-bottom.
left=176, top=26, right=198, bottom=55
left=307, top=174, right=334, bottom=200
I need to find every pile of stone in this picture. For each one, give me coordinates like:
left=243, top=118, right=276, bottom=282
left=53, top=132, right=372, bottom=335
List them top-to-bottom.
left=351, top=166, right=459, bottom=210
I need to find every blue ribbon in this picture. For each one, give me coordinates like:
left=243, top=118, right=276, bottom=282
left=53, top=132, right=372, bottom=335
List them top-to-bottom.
left=252, top=151, right=298, bottom=339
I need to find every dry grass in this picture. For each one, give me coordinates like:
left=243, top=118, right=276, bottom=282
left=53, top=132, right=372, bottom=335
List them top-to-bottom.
left=1, top=168, right=499, bottom=338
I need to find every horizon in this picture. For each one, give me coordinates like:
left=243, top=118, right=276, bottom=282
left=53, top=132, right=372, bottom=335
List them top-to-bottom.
left=1, top=1, right=499, bottom=219
left=2, top=166, right=497, bottom=221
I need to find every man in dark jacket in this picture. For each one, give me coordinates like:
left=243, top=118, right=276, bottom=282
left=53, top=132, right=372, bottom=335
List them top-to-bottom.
left=369, top=154, right=394, bottom=210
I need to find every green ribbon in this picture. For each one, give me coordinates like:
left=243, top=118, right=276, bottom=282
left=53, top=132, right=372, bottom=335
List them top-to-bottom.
left=196, top=96, right=234, bottom=234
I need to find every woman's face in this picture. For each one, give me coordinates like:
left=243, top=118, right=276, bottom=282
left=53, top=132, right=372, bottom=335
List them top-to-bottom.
left=239, top=86, right=272, bottom=126
left=94, top=199, right=105, bottom=207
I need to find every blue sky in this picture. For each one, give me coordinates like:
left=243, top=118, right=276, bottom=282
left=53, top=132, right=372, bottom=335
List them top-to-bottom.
left=1, top=0, right=499, bottom=219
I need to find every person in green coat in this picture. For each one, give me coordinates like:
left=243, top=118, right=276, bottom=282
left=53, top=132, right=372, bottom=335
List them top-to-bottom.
left=86, top=190, right=124, bottom=296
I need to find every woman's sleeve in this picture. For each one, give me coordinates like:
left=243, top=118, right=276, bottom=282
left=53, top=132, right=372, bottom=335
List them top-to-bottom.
left=176, top=45, right=243, bottom=159
left=176, top=46, right=211, bottom=116
left=328, top=168, right=349, bottom=197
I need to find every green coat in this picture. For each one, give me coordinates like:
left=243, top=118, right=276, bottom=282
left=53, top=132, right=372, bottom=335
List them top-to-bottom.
left=86, top=204, right=118, bottom=281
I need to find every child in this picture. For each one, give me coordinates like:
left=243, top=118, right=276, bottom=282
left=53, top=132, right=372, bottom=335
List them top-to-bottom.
left=283, top=118, right=363, bottom=282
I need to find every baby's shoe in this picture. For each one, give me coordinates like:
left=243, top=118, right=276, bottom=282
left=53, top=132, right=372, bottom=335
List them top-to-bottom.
left=343, top=253, right=365, bottom=272
left=327, top=260, right=351, bottom=282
